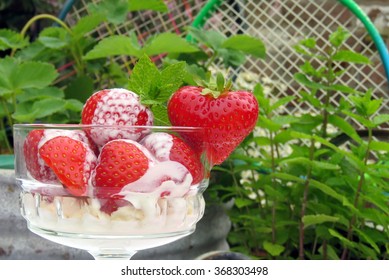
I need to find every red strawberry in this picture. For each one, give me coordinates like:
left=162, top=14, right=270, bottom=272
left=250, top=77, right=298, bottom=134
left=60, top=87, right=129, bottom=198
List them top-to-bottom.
left=167, top=84, right=259, bottom=165
left=81, top=88, right=154, bottom=147
left=23, top=129, right=58, bottom=183
left=141, top=132, right=203, bottom=184
left=39, top=135, right=97, bottom=196
left=92, top=139, right=153, bottom=198
left=99, top=196, right=130, bottom=215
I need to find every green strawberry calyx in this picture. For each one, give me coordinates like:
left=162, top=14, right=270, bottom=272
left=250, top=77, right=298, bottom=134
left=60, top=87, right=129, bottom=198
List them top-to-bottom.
left=197, top=72, right=233, bottom=99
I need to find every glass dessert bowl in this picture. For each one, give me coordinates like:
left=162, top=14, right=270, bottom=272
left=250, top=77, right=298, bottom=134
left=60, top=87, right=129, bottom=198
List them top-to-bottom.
left=14, top=124, right=210, bottom=260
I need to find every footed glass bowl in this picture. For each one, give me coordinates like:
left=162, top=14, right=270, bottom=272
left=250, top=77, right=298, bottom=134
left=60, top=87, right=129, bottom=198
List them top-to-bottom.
left=13, top=124, right=210, bottom=259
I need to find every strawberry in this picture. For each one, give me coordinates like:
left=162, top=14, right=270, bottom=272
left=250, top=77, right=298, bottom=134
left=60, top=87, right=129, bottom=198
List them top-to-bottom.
left=167, top=81, right=259, bottom=165
left=81, top=88, right=154, bottom=147
left=23, top=129, right=58, bottom=183
left=141, top=132, right=203, bottom=184
left=39, top=135, right=97, bottom=196
left=92, top=139, right=153, bottom=198
left=99, top=196, right=130, bottom=215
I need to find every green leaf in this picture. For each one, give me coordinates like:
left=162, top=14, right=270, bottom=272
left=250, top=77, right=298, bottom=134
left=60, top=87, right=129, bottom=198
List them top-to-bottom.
left=88, top=0, right=128, bottom=24
left=128, top=0, right=168, bottom=12
left=71, top=14, right=104, bottom=38
left=38, top=27, right=68, bottom=49
left=187, top=27, right=226, bottom=50
left=329, top=27, right=350, bottom=48
left=0, top=29, right=29, bottom=51
left=144, top=33, right=199, bottom=56
left=221, top=34, right=266, bottom=58
left=83, top=35, right=142, bottom=60
left=300, top=38, right=316, bottom=49
left=218, top=48, right=246, bottom=67
left=332, top=50, right=371, bottom=64
left=128, top=54, right=160, bottom=98
left=0, top=57, right=15, bottom=95
left=11, top=61, right=58, bottom=90
left=300, top=61, right=317, bottom=76
left=157, top=62, right=186, bottom=101
left=294, top=73, right=327, bottom=90
left=64, top=75, right=94, bottom=103
left=326, top=84, right=356, bottom=94
left=17, top=87, right=64, bottom=103
left=299, top=90, right=322, bottom=108
left=270, top=96, right=295, bottom=111
left=32, top=98, right=67, bottom=119
left=64, top=99, right=83, bottom=112
left=12, top=102, right=37, bottom=122
left=151, top=104, right=171, bottom=126
left=342, top=110, right=375, bottom=128
left=290, top=114, right=322, bottom=133
left=373, top=114, right=389, bottom=126
left=258, top=115, right=282, bottom=131
left=328, top=115, right=361, bottom=143
left=253, top=136, right=271, bottom=146
left=370, top=140, right=389, bottom=152
left=280, top=157, right=340, bottom=170
left=272, top=172, right=345, bottom=202
left=235, top=197, right=255, bottom=208
left=302, top=214, right=339, bottom=228
left=354, top=228, right=380, bottom=253
left=328, top=229, right=356, bottom=248
left=263, top=241, right=285, bottom=257
left=322, top=245, right=340, bottom=260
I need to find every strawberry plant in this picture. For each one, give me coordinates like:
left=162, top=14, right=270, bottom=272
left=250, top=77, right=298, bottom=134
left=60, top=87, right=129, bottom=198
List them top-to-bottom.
left=0, top=0, right=264, bottom=155
left=209, top=27, right=389, bottom=260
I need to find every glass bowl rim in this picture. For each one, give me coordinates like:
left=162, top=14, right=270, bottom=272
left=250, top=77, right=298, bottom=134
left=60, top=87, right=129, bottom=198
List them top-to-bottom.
left=13, top=123, right=205, bottom=132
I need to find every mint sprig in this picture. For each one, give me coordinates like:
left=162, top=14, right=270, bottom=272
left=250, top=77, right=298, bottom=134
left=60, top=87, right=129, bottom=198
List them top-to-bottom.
left=128, top=55, right=186, bottom=125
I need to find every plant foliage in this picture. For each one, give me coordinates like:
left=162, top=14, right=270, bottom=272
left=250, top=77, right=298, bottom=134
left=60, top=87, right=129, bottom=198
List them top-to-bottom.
left=209, top=27, right=389, bottom=260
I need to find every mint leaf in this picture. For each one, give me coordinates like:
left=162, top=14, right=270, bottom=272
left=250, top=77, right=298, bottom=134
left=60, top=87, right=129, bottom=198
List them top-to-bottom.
left=329, top=27, right=350, bottom=48
left=144, top=33, right=199, bottom=56
left=83, top=35, right=142, bottom=60
left=300, top=38, right=317, bottom=49
left=332, top=50, right=370, bottom=64
left=128, top=55, right=160, bottom=98
left=128, top=56, right=186, bottom=125
left=157, top=62, right=185, bottom=101
left=152, top=104, right=171, bottom=126
left=302, top=214, right=340, bottom=228
left=263, top=241, right=285, bottom=257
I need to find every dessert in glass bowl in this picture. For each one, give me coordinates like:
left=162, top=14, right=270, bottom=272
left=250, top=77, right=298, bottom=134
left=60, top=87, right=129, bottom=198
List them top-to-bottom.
left=14, top=85, right=258, bottom=260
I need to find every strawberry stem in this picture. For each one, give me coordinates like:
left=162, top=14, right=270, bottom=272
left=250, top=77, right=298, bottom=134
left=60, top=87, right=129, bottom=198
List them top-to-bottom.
left=200, top=72, right=232, bottom=99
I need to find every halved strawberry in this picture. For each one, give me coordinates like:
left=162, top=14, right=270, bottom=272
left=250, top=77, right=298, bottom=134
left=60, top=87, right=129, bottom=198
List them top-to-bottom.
left=81, top=88, right=154, bottom=147
left=24, top=129, right=58, bottom=183
left=141, top=132, right=203, bottom=184
left=39, top=136, right=97, bottom=196
left=92, top=139, right=153, bottom=198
